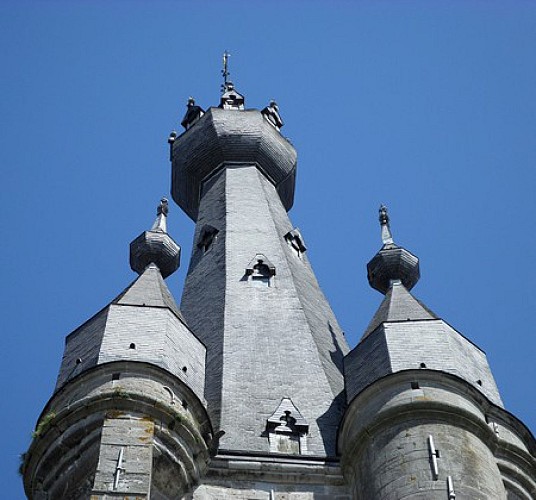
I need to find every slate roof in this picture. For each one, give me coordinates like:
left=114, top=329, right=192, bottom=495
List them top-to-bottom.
left=180, top=165, right=349, bottom=457
left=114, top=263, right=187, bottom=324
left=56, top=265, right=205, bottom=398
left=346, top=278, right=503, bottom=407
left=362, top=280, right=437, bottom=338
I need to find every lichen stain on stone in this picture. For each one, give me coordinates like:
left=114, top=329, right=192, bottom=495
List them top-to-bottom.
left=106, top=410, right=125, bottom=418
left=139, top=419, right=155, bottom=443
left=461, top=431, right=479, bottom=475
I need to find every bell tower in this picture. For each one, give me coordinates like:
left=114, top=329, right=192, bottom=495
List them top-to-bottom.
left=23, top=57, right=535, bottom=499
left=168, top=59, right=352, bottom=496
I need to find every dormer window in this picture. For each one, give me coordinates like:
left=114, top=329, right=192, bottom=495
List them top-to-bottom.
left=219, top=82, right=245, bottom=110
left=197, top=225, right=219, bottom=254
left=285, top=228, right=307, bottom=259
left=246, top=254, right=276, bottom=288
left=251, top=262, right=271, bottom=287
left=266, top=398, right=309, bottom=455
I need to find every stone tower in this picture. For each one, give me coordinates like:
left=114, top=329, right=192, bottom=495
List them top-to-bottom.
left=23, top=75, right=535, bottom=499
left=22, top=200, right=213, bottom=498
left=340, top=207, right=535, bottom=499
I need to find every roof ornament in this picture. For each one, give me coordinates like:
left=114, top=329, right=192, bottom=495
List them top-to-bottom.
left=219, top=50, right=245, bottom=110
left=221, top=50, right=231, bottom=94
left=180, top=96, right=205, bottom=131
left=261, top=100, right=284, bottom=130
left=151, top=197, right=169, bottom=233
left=130, top=198, right=181, bottom=278
left=379, top=204, right=394, bottom=247
left=367, top=205, right=420, bottom=294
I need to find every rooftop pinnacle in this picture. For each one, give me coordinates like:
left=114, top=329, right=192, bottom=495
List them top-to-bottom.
left=151, top=197, right=169, bottom=232
left=129, top=198, right=181, bottom=278
left=379, top=204, right=394, bottom=246
left=367, top=205, right=420, bottom=294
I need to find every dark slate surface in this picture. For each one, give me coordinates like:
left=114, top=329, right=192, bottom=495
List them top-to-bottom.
left=171, top=108, right=297, bottom=220
left=180, top=166, right=349, bottom=457
left=180, top=169, right=227, bottom=428
left=129, top=230, right=181, bottom=279
left=367, top=245, right=420, bottom=293
left=115, top=263, right=186, bottom=323
left=55, top=265, right=206, bottom=399
left=362, top=281, right=437, bottom=338
left=345, top=282, right=503, bottom=406
left=56, top=308, right=108, bottom=390
left=385, top=320, right=503, bottom=406
left=344, top=329, right=391, bottom=404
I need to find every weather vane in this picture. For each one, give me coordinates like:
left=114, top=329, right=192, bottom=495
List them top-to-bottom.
left=221, top=50, right=230, bottom=93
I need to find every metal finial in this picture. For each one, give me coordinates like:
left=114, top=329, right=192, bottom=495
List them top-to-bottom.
left=221, top=50, right=231, bottom=93
left=131, top=197, right=181, bottom=277
left=151, top=198, right=168, bottom=232
left=157, top=198, right=169, bottom=217
left=379, top=204, right=394, bottom=246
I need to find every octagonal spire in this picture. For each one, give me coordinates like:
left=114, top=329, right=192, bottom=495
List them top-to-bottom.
left=130, top=198, right=181, bottom=278
left=367, top=205, right=420, bottom=294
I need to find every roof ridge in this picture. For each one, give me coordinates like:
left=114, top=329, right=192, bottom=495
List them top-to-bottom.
left=113, top=265, right=188, bottom=324
left=361, top=282, right=437, bottom=339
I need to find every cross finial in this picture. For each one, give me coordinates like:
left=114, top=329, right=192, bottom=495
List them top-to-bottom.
left=222, top=50, right=231, bottom=93
left=379, top=204, right=394, bottom=246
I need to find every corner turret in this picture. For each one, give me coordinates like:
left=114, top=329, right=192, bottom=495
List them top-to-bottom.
left=23, top=201, right=212, bottom=500
left=339, top=208, right=536, bottom=499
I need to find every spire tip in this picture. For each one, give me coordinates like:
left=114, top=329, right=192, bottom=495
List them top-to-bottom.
left=221, top=50, right=231, bottom=94
left=157, top=197, right=169, bottom=217
left=379, top=204, right=394, bottom=246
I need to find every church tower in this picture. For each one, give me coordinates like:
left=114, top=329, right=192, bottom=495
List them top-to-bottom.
left=22, top=62, right=535, bottom=499
left=169, top=71, right=351, bottom=496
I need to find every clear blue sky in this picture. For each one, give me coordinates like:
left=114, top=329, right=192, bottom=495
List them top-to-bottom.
left=2, top=1, right=535, bottom=497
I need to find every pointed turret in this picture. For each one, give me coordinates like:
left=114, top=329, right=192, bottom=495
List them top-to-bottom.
left=23, top=201, right=211, bottom=500
left=363, top=205, right=433, bottom=338
left=345, top=206, right=502, bottom=404
left=339, top=208, right=535, bottom=500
